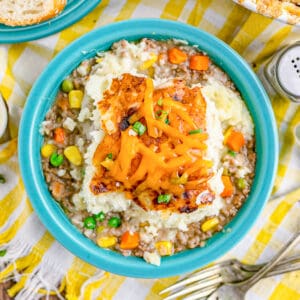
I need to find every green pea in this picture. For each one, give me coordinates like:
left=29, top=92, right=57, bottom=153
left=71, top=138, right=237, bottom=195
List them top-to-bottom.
left=61, top=79, right=74, bottom=93
left=228, top=150, right=236, bottom=157
left=50, top=152, right=64, bottom=167
left=106, top=153, right=113, bottom=160
left=0, top=174, right=6, bottom=184
left=237, top=178, right=247, bottom=190
left=157, top=194, right=171, bottom=204
left=94, top=211, right=105, bottom=222
left=83, top=216, right=96, bottom=229
left=108, top=217, right=121, bottom=228
left=0, top=249, right=7, bottom=257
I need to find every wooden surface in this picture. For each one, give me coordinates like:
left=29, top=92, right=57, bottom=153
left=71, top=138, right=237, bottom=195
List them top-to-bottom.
left=0, top=282, right=12, bottom=300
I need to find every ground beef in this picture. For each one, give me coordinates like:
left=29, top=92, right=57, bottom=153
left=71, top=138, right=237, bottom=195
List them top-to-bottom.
left=41, top=38, right=256, bottom=263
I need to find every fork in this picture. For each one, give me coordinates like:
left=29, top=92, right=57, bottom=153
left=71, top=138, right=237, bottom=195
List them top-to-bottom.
left=160, top=231, right=300, bottom=300
left=160, top=255, right=300, bottom=299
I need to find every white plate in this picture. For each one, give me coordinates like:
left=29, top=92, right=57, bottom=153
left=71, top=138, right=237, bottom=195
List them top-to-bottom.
left=233, top=0, right=300, bottom=26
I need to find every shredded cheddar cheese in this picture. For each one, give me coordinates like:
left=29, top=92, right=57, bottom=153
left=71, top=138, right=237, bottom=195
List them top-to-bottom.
left=90, top=74, right=214, bottom=213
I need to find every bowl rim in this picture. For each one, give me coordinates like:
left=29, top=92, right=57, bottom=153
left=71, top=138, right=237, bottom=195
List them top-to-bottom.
left=19, top=18, right=278, bottom=278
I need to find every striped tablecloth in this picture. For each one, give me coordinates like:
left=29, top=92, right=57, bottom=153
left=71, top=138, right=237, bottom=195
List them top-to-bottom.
left=1, top=1, right=300, bottom=299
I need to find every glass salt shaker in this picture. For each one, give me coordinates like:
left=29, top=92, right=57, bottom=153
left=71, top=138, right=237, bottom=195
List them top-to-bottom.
left=258, top=41, right=300, bottom=103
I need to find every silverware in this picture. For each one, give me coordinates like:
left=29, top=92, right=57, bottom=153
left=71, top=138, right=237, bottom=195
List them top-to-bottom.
left=160, top=231, right=300, bottom=300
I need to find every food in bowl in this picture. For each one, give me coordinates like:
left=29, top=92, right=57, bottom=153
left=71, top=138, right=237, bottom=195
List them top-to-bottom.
left=236, top=0, right=300, bottom=24
left=255, top=0, right=300, bottom=22
left=40, top=38, right=256, bottom=265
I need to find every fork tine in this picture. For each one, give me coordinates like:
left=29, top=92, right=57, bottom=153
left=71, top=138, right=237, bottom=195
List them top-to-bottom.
left=160, top=260, right=234, bottom=295
left=160, top=268, right=220, bottom=295
left=162, top=275, right=222, bottom=300
left=180, top=284, right=220, bottom=300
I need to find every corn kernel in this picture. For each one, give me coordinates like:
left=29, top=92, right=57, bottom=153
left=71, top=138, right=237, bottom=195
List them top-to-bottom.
left=140, top=53, right=158, bottom=70
left=96, top=57, right=103, bottom=63
left=68, top=90, right=83, bottom=109
left=223, top=126, right=233, bottom=144
left=41, top=144, right=57, bottom=158
left=64, top=146, right=82, bottom=166
left=100, top=158, right=114, bottom=170
left=201, top=217, right=219, bottom=232
left=97, top=236, right=117, bottom=248
left=155, top=241, right=173, bottom=256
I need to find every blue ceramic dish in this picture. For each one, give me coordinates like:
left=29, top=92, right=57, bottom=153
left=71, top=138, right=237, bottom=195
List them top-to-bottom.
left=0, top=0, right=101, bottom=44
left=19, top=19, right=278, bottom=278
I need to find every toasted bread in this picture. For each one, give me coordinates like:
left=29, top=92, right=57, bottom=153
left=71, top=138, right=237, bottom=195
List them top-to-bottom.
left=0, top=0, right=66, bottom=26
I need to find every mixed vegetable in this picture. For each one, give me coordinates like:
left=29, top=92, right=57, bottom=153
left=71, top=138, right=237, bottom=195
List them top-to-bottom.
left=40, top=39, right=255, bottom=261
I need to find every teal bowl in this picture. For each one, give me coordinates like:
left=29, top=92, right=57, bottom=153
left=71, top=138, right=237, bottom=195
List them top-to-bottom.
left=19, top=19, right=278, bottom=278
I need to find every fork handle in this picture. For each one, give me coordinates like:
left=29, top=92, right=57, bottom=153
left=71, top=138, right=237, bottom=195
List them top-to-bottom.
left=238, top=231, right=300, bottom=290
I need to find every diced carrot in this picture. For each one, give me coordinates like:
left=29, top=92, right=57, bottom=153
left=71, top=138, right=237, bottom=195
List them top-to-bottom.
left=168, top=48, right=188, bottom=64
left=189, top=55, right=210, bottom=71
left=53, top=127, right=65, bottom=144
left=225, top=130, right=245, bottom=152
left=221, top=176, right=234, bottom=198
left=51, top=181, right=65, bottom=199
left=120, top=231, right=140, bottom=250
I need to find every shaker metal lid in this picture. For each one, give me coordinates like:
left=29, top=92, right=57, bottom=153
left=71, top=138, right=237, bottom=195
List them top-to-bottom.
left=276, top=44, right=300, bottom=98
left=0, top=93, right=8, bottom=141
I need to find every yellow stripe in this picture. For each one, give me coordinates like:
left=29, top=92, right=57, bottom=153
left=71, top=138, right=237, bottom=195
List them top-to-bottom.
left=114, top=0, right=141, bottom=22
left=161, top=0, right=188, bottom=20
left=186, top=0, right=213, bottom=26
left=54, top=1, right=108, bottom=54
left=217, top=4, right=251, bottom=42
left=230, top=13, right=272, bottom=54
left=252, top=26, right=292, bottom=69
left=0, top=44, right=26, bottom=100
left=270, top=94, right=290, bottom=128
left=273, top=107, right=300, bottom=192
left=0, top=138, right=17, bottom=163
left=0, top=179, right=25, bottom=227
left=242, top=190, right=299, bottom=264
left=0, top=198, right=33, bottom=244
left=270, top=201, right=292, bottom=224
left=256, top=228, right=273, bottom=245
left=6, top=232, right=54, bottom=297
left=65, top=257, right=97, bottom=299
left=276, top=271, right=300, bottom=294
left=83, top=273, right=108, bottom=300
left=96, top=273, right=126, bottom=300
left=145, top=276, right=179, bottom=300
left=39, top=277, right=66, bottom=296
left=269, top=283, right=300, bottom=300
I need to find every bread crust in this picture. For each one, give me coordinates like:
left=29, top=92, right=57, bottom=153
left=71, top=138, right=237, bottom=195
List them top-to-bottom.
left=0, top=0, right=67, bottom=27
left=251, top=0, right=300, bottom=24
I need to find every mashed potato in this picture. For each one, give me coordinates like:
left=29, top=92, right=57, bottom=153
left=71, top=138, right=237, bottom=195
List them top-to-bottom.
left=74, top=41, right=253, bottom=234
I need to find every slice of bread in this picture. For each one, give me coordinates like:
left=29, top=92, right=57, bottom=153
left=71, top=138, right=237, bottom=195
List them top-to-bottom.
left=0, top=0, right=67, bottom=26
